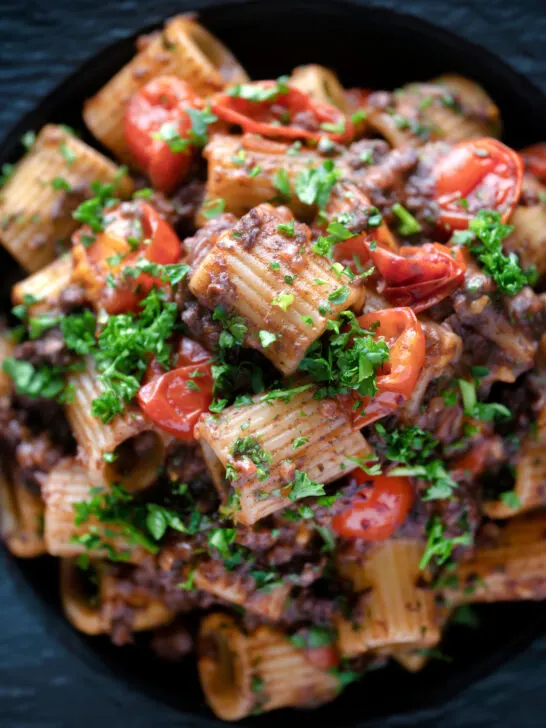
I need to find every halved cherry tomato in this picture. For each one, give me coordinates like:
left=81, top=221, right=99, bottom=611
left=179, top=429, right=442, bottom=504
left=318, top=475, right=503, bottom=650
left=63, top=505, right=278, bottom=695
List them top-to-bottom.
left=125, top=76, right=203, bottom=194
left=212, top=81, right=353, bottom=143
left=433, top=137, right=523, bottom=231
left=520, top=142, right=546, bottom=185
left=321, top=181, right=398, bottom=273
left=72, top=201, right=182, bottom=314
left=364, top=241, right=466, bottom=312
left=344, top=308, right=426, bottom=430
left=138, top=337, right=213, bottom=440
left=332, top=472, right=414, bottom=541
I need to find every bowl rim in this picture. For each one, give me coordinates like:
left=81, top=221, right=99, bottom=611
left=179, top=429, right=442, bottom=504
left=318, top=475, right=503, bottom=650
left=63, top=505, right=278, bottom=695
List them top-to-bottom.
left=1, top=1, right=546, bottom=725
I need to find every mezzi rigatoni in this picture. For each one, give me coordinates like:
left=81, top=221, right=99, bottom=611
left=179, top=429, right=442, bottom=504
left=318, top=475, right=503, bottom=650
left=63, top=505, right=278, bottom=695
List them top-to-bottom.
left=83, top=16, right=249, bottom=162
left=0, top=125, right=133, bottom=272
left=200, top=134, right=323, bottom=220
left=190, top=203, right=363, bottom=375
left=11, top=254, right=73, bottom=317
left=65, top=357, right=167, bottom=492
left=197, top=385, right=371, bottom=525
left=483, top=405, right=546, bottom=519
left=43, top=458, right=149, bottom=563
left=0, top=469, right=45, bottom=558
left=337, top=540, right=440, bottom=657
left=60, top=559, right=173, bottom=636
left=198, top=613, right=339, bottom=721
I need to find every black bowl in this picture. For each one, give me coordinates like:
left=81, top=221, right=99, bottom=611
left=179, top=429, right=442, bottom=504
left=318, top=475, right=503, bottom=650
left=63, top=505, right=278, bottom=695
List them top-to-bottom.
left=2, top=1, right=546, bottom=726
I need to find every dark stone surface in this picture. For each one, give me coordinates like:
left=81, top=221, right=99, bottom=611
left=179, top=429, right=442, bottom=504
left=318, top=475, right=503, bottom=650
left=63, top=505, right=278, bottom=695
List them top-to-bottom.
left=1, top=1, right=546, bottom=726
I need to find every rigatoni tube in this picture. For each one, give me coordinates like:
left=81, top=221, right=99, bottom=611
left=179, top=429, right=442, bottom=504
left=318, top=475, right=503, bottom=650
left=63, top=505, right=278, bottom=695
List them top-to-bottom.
left=83, top=16, right=248, bottom=162
left=0, top=125, right=133, bottom=272
left=200, top=133, right=323, bottom=220
left=190, top=203, right=362, bottom=375
left=65, top=357, right=166, bottom=492
left=197, top=385, right=371, bottom=525
left=43, top=458, right=149, bottom=563
left=337, top=540, right=440, bottom=656
left=198, top=613, right=339, bottom=721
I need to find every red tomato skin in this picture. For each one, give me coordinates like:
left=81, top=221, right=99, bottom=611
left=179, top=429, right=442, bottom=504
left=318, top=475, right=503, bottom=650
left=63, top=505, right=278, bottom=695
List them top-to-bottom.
left=124, top=76, right=201, bottom=193
left=211, top=81, right=353, bottom=143
left=433, top=137, right=523, bottom=231
left=366, top=242, right=466, bottom=313
left=348, top=308, right=425, bottom=430
left=137, top=337, right=213, bottom=440
left=138, top=364, right=212, bottom=439
left=332, top=474, right=414, bottom=541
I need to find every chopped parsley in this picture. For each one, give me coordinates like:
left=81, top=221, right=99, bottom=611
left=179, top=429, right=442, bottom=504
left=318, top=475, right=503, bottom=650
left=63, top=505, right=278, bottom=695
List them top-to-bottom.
left=227, top=76, right=289, bottom=103
left=21, top=130, right=36, bottom=150
left=59, top=142, right=76, bottom=166
left=294, top=159, right=340, bottom=209
left=0, top=163, right=14, bottom=188
left=273, top=168, right=291, bottom=200
left=72, top=179, right=120, bottom=233
left=201, top=198, right=225, bottom=220
left=391, top=203, right=422, bottom=236
left=452, top=209, right=536, bottom=295
left=277, top=220, right=295, bottom=237
left=91, top=289, right=178, bottom=423
left=272, top=291, right=294, bottom=311
left=298, top=310, right=389, bottom=400
left=258, top=330, right=277, bottom=348
left=2, top=358, right=66, bottom=400
left=458, top=379, right=511, bottom=422
left=376, top=423, right=458, bottom=501
left=228, top=436, right=273, bottom=482
left=288, top=470, right=325, bottom=500
left=500, top=490, right=521, bottom=509
left=420, top=515, right=472, bottom=569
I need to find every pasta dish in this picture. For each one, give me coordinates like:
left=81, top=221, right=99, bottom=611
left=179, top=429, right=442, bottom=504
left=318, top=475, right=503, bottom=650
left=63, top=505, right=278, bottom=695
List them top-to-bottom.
left=0, top=14, right=545, bottom=721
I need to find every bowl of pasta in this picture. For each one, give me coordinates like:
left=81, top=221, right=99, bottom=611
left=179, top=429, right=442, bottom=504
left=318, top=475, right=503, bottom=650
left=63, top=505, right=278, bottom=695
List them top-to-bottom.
left=1, top=0, right=546, bottom=724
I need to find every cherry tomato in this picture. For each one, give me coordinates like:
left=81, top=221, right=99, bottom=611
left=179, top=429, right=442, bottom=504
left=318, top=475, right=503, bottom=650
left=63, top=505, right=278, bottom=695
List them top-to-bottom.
left=124, top=76, right=203, bottom=193
left=211, top=81, right=353, bottom=143
left=433, top=137, right=523, bottom=231
left=520, top=142, right=546, bottom=184
left=322, top=181, right=397, bottom=273
left=72, top=201, right=182, bottom=314
left=365, top=241, right=466, bottom=312
left=345, top=308, right=426, bottom=429
left=138, top=337, right=213, bottom=439
left=332, top=472, right=414, bottom=541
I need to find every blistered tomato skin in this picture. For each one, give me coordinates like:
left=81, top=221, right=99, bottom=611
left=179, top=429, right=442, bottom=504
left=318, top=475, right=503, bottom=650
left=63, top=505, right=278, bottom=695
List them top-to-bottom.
left=124, top=76, right=202, bottom=193
left=433, top=137, right=523, bottom=231
left=346, top=308, right=426, bottom=430
left=137, top=338, right=213, bottom=440
left=332, top=473, right=414, bottom=541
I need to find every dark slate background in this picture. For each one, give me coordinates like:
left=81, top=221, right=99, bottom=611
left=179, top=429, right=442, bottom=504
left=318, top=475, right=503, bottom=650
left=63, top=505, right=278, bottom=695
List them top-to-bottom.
left=1, top=1, right=546, bottom=726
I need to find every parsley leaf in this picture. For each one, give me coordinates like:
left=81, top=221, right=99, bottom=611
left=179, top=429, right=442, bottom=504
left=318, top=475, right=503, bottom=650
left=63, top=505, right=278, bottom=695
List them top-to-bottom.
left=294, top=160, right=340, bottom=209
left=201, top=198, right=225, bottom=220
left=391, top=203, right=422, bottom=235
left=453, top=209, right=535, bottom=295
left=91, top=289, right=177, bottom=423
left=272, top=291, right=294, bottom=311
left=61, top=310, right=97, bottom=355
left=298, top=311, right=389, bottom=399
left=258, top=330, right=277, bottom=348
left=2, top=358, right=66, bottom=400
left=228, top=436, right=273, bottom=481
left=288, top=470, right=325, bottom=500
left=420, top=515, right=472, bottom=569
